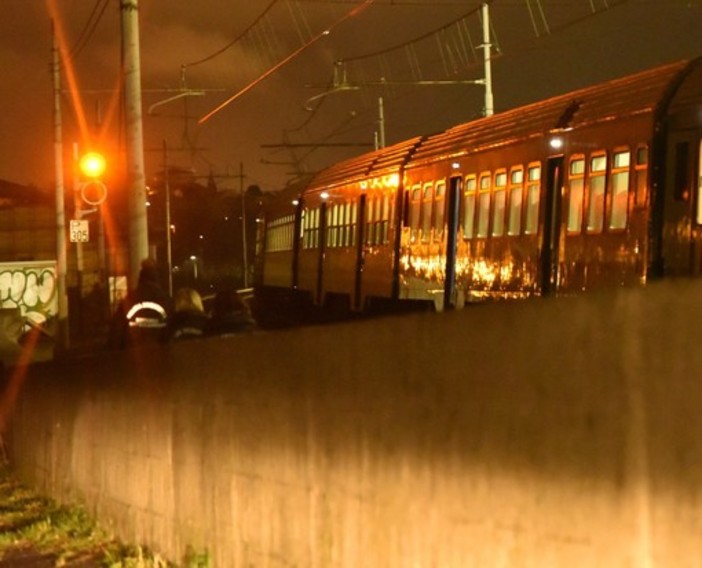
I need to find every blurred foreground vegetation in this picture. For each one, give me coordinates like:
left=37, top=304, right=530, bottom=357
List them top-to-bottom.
left=0, top=465, right=208, bottom=567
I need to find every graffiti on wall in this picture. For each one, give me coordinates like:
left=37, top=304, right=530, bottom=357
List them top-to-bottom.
left=0, top=262, right=57, bottom=325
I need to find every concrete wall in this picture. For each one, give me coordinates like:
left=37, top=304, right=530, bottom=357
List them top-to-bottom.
left=4, top=280, right=702, bottom=566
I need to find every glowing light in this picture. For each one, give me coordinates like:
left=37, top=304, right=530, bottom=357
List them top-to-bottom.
left=549, top=137, right=564, bottom=150
left=79, top=151, right=106, bottom=178
left=452, top=162, right=461, bottom=170
left=320, top=191, right=330, bottom=200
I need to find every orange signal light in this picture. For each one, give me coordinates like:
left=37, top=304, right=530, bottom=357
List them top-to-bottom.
left=79, top=151, right=106, bottom=178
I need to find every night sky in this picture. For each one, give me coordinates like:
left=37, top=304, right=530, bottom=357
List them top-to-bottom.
left=0, top=0, right=700, bottom=192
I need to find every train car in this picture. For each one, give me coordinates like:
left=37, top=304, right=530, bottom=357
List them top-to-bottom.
left=257, top=57, right=702, bottom=312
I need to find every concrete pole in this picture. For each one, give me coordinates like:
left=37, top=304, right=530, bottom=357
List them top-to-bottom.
left=120, top=0, right=149, bottom=288
left=482, top=3, right=494, bottom=117
left=52, top=21, right=69, bottom=350
left=377, top=97, right=386, bottom=149
left=163, top=140, right=173, bottom=296
left=240, top=162, right=249, bottom=289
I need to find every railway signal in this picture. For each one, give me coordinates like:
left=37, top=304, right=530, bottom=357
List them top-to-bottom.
left=78, top=151, right=108, bottom=205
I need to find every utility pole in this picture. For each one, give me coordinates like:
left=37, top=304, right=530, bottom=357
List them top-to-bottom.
left=120, top=0, right=149, bottom=287
left=481, top=2, right=494, bottom=117
left=52, top=20, right=69, bottom=350
left=377, top=97, right=386, bottom=149
left=163, top=140, right=173, bottom=296
left=239, top=162, right=249, bottom=289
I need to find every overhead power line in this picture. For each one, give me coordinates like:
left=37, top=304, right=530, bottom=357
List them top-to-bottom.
left=69, top=0, right=110, bottom=60
left=183, top=0, right=279, bottom=69
left=198, top=0, right=376, bottom=124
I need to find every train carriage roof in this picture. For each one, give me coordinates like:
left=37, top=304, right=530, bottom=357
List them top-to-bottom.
left=295, top=57, right=699, bottom=199
left=408, top=58, right=697, bottom=166
left=305, top=136, right=424, bottom=194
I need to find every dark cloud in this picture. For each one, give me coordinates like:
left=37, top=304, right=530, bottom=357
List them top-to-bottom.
left=0, top=0, right=700, bottom=191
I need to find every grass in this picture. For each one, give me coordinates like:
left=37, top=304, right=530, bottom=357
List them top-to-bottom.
left=0, top=465, right=207, bottom=567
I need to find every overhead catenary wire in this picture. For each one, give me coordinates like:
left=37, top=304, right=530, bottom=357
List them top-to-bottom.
left=68, top=0, right=110, bottom=60
left=183, top=0, right=280, bottom=69
left=198, top=0, right=376, bottom=125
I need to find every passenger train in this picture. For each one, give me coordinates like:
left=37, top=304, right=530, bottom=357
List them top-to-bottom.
left=257, top=57, right=702, bottom=312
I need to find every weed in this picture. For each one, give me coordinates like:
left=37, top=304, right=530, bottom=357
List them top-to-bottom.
left=0, top=466, right=175, bottom=566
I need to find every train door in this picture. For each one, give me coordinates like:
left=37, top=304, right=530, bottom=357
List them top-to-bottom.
left=662, top=132, right=702, bottom=275
left=540, top=157, right=564, bottom=294
left=443, top=176, right=462, bottom=309
left=353, top=193, right=367, bottom=309
left=291, top=198, right=304, bottom=289
left=315, top=200, right=328, bottom=304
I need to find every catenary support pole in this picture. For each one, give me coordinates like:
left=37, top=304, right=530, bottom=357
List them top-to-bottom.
left=121, top=0, right=149, bottom=287
left=482, top=3, right=494, bottom=117
left=52, top=20, right=69, bottom=350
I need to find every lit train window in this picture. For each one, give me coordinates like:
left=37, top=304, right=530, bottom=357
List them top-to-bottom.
left=635, top=146, right=649, bottom=207
left=609, top=150, right=630, bottom=230
left=586, top=153, right=607, bottom=233
left=567, top=157, right=585, bottom=234
left=525, top=165, right=541, bottom=235
left=508, top=167, right=524, bottom=236
left=492, top=171, right=507, bottom=237
left=477, top=174, right=491, bottom=238
left=462, top=176, right=477, bottom=239
left=434, top=182, right=446, bottom=242
left=421, top=183, right=434, bottom=243
left=410, top=185, right=422, bottom=242
left=380, top=194, right=390, bottom=244
left=365, top=197, right=375, bottom=245
left=345, top=202, right=353, bottom=246
left=350, top=202, right=358, bottom=245
left=339, top=203, right=347, bottom=247
left=327, top=204, right=337, bottom=248
left=303, top=208, right=315, bottom=249
left=311, top=208, right=320, bottom=248
left=302, top=209, right=310, bottom=248
left=266, top=216, right=295, bottom=252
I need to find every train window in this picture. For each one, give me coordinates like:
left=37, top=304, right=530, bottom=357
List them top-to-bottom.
left=697, top=140, right=702, bottom=225
left=674, top=141, right=690, bottom=201
left=635, top=146, right=649, bottom=207
left=609, top=150, right=630, bottom=230
left=586, top=153, right=607, bottom=233
left=567, top=157, right=585, bottom=234
left=524, top=164, right=541, bottom=235
left=508, top=167, right=524, bottom=236
left=492, top=171, right=507, bottom=237
left=477, top=174, right=491, bottom=238
left=462, top=176, right=477, bottom=239
left=434, top=182, right=446, bottom=241
left=421, top=183, right=434, bottom=243
left=410, top=185, right=422, bottom=242
left=380, top=194, right=391, bottom=244
left=373, top=196, right=383, bottom=245
left=365, top=197, right=375, bottom=246
left=350, top=202, right=358, bottom=245
left=340, top=203, right=351, bottom=247
left=344, top=203, right=356, bottom=247
left=328, top=204, right=338, bottom=248
left=303, top=208, right=320, bottom=249
left=312, top=208, right=320, bottom=248
left=302, top=209, right=310, bottom=248
left=265, top=215, right=295, bottom=252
